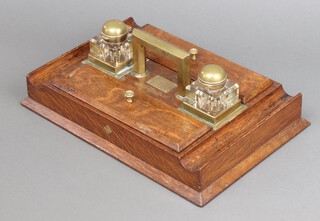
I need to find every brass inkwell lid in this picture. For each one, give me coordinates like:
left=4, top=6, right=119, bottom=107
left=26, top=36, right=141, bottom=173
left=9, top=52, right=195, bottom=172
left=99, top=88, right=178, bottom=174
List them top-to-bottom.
left=101, top=19, right=128, bottom=43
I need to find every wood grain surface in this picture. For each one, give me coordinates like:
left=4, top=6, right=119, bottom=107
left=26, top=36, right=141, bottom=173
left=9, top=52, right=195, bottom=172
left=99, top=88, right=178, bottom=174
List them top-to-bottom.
left=50, top=61, right=211, bottom=152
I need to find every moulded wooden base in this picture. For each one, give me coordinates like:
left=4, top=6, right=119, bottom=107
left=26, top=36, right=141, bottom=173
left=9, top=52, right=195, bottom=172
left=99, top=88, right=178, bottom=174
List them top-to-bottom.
left=21, top=17, right=310, bottom=206
left=21, top=97, right=309, bottom=206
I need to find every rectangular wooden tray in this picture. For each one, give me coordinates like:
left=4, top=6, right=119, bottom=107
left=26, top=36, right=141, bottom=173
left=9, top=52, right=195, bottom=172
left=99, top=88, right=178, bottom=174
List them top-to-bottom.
left=21, top=17, right=310, bottom=206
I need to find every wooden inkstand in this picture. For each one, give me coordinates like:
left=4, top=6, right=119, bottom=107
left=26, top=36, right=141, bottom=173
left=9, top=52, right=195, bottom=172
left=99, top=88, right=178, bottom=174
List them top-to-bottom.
left=21, top=17, right=310, bottom=206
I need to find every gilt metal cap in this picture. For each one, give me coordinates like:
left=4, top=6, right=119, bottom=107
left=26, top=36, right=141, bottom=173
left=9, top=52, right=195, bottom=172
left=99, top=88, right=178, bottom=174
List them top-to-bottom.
left=101, top=19, right=128, bottom=43
left=189, top=48, right=198, bottom=60
left=198, top=64, right=227, bottom=90
left=124, top=90, right=135, bottom=103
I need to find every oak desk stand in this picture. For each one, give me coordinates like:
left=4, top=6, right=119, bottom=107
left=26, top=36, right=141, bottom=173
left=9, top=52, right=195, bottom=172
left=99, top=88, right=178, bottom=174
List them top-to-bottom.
left=21, top=17, right=309, bottom=206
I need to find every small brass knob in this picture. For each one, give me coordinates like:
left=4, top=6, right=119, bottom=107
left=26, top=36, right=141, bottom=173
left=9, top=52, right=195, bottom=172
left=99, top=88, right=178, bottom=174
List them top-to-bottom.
left=101, top=19, right=128, bottom=43
left=189, top=48, right=198, bottom=60
left=198, top=64, right=227, bottom=90
left=124, top=90, right=135, bottom=103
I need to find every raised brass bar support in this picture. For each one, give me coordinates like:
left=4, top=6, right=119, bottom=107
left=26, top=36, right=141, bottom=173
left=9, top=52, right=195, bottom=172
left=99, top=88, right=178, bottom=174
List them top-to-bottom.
left=132, top=29, right=191, bottom=96
left=132, top=39, right=147, bottom=77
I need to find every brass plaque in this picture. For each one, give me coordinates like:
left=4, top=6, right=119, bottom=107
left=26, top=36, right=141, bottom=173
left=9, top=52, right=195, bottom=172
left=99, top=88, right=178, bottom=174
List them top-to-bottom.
left=147, top=75, right=177, bottom=93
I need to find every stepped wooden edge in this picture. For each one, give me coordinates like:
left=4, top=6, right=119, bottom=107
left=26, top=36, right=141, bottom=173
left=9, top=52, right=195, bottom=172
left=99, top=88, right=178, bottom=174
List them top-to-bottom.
left=21, top=17, right=310, bottom=206
left=20, top=97, right=309, bottom=206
